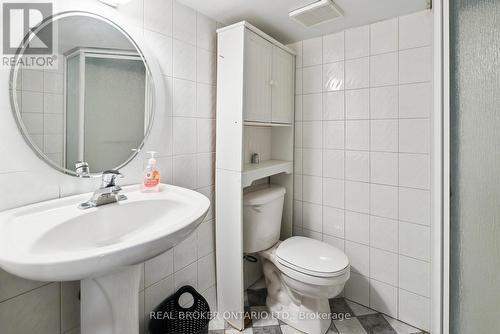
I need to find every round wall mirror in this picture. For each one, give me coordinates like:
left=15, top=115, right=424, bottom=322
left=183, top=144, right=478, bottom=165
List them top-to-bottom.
left=9, top=12, right=155, bottom=177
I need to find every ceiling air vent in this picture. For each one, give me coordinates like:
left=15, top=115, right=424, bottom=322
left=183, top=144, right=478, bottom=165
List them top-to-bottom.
left=289, top=0, right=343, bottom=27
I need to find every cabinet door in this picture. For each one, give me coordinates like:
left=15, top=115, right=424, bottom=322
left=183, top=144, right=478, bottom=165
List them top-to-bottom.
left=244, top=30, right=273, bottom=123
left=271, top=46, right=294, bottom=124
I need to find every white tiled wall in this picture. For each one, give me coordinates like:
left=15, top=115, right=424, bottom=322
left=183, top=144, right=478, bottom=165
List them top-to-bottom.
left=0, top=1, right=218, bottom=333
left=290, top=10, right=433, bottom=331
left=15, top=65, right=65, bottom=165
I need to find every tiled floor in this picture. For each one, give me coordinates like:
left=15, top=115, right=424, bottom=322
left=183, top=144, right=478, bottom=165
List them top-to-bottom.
left=208, top=287, right=427, bottom=334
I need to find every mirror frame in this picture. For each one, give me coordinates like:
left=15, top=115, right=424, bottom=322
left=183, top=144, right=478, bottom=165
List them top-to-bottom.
left=9, top=11, right=161, bottom=178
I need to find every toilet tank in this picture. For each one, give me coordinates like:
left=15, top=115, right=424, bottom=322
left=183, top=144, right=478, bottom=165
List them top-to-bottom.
left=243, top=185, right=286, bottom=254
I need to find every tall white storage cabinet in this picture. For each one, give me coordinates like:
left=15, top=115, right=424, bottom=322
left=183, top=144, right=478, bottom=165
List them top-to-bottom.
left=215, top=22, right=295, bottom=330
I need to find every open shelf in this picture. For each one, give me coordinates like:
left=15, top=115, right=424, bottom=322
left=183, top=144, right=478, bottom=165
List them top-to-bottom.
left=242, top=160, right=293, bottom=187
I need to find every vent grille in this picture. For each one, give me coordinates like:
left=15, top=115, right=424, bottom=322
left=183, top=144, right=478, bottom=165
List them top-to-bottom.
left=289, top=0, right=343, bottom=27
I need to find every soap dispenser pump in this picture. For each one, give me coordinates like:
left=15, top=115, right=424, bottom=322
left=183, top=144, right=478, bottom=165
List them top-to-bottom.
left=141, top=151, right=160, bottom=192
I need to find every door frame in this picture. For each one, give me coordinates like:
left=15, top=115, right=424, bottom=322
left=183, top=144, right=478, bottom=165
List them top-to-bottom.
left=431, top=0, right=450, bottom=333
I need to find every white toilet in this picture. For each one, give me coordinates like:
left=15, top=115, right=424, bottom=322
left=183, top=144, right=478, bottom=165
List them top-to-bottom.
left=243, top=185, right=350, bottom=334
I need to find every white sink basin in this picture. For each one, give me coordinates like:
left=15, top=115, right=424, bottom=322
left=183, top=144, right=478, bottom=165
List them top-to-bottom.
left=0, top=184, right=210, bottom=334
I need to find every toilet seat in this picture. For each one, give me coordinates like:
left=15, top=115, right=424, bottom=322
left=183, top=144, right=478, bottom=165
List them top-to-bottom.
left=275, top=237, right=349, bottom=278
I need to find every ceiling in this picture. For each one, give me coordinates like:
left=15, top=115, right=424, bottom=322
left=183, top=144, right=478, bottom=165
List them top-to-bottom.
left=177, top=0, right=430, bottom=44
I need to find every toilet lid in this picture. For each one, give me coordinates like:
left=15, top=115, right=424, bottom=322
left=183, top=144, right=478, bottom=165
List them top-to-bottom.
left=276, top=237, right=349, bottom=277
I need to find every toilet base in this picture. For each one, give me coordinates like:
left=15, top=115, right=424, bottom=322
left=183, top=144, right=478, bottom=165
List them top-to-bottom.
left=267, top=295, right=332, bottom=334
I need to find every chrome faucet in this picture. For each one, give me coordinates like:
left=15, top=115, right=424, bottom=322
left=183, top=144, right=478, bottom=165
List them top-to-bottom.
left=78, top=170, right=127, bottom=209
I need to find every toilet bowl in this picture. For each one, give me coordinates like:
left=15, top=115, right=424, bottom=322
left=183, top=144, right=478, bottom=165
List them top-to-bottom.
left=243, top=185, right=350, bottom=334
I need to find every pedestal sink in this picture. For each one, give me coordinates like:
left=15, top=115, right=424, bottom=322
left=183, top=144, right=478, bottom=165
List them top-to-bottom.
left=0, top=184, right=210, bottom=334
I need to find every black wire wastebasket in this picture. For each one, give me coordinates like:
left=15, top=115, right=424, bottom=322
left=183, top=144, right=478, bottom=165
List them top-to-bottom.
left=148, top=285, right=211, bottom=334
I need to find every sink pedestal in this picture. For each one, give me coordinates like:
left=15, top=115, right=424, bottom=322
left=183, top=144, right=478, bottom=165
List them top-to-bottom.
left=81, top=265, right=142, bottom=334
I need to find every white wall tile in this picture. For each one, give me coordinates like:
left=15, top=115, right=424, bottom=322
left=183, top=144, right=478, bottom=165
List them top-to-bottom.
left=144, top=0, right=173, bottom=35
left=173, top=1, right=196, bottom=44
left=291, top=10, right=433, bottom=327
left=399, top=11, right=433, bottom=50
left=197, top=13, right=217, bottom=51
left=370, top=18, right=398, bottom=55
left=345, top=26, right=370, bottom=59
left=145, top=30, right=173, bottom=77
left=323, top=32, right=344, bottom=63
left=302, top=37, right=323, bottom=67
left=173, top=39, right=196, bottom=81
left=399, top=47, right=432, bottom=84
left=197, top=48, right=216, bottom=85
left=370, top=52, right=398, bottom=87
left=345, top=57, right=369, bottom=89
left=322, top=62, right=344, bottom=91
left=303, top=65, right=323, bottom=94
left=22, top=70, right=43, bottom=92
left=43, top=72, right=63, bottom=94
left=173, top=78, right=196, bottom=117
left=399, top=82, right=432, bottom=118
left=196, top=83, right=216, bottom=118
left=370, top=86, right=398, bottom=119
left=345, top=89, right=369, bottom=119
left=22, top=91, right=43, bottom=113
left=323, top=91, right=344, bottom=120
left=44, top=93, right=63, bottom=114
left=303, top=93, right=322, bottom=120
left=173, top=117, right=197, bottom=154
left=197, top=119, right=215, bottom=153
left=399, top=119, right=430, bottom=153
left=346, top=120, right=369, bottom=151
left=371, top=120, right=398, bottom=152
left=303, top=121, right=323, bottom=148
left=323, top=121, right=344, bottom=149
left=303, top=149, right=322, bottom=176
left=323, top=149, right=344, bottom=179
left=345, top=151, right=369, bottom=182
left=371, top=152, right=398, bottom=186
left=197, top=153, right=215, bottom=188
left=399, top=153, right=430, bottom=189
left=173, top=155, right=197, bottom=189
left=303, top=175, right=323, bottom=204
left=323, top=178, right=344, bottom=208
left=345, top=181, right=369, bottom=213
left=370, top=184, right=398, bottom=219
left=399, top=188, right=431, bottom=225
left=303, top=202, right=323, bottom=232
left=323, top=206, right=345, bottom=238
left=345, top=211, right=369, bottom=245
left=370, top=216, right=398, bottom=253
left=198, top=220, right=215, bottom=257
left=399, top=222, right=430, bottom=261
left=173, top=231, right=198, bottom=271
left=323, top=234, right=345, bottom=251
left=345, top=241, right=369, bottom=276
left=370, top=248, right=398, bottom=286
left=145, top=249, right=174, bottom=287
left=197, top=253, right=216, bottom=292
left=399, top=255, right=430, bottom=297
left=0, top=270, right=45, bottom=303
left=345, top=272, right=370, bottom=305
left=145, top=276, right=174, bottom=315
left=370, top=279, right=398, bottom=318
left=0, top=283, right=60, bottom=334
left=398, top=289, right=430, bottom=331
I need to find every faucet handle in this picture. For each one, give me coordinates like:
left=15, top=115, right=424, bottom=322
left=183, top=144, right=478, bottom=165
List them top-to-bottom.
left=101, top=170, right=123, bottom=188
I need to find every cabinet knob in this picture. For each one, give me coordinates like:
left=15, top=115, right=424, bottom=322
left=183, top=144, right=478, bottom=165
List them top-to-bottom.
left=269, top=79, right=277, bottom=86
